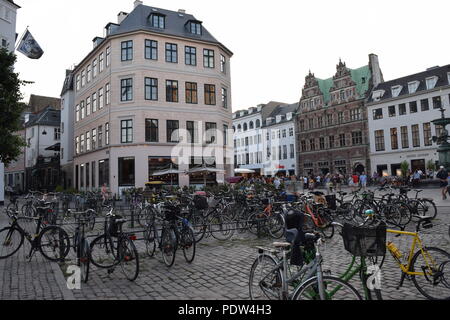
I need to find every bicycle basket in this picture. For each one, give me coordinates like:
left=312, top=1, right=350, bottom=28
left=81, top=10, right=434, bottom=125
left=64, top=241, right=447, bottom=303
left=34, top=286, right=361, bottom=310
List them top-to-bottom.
left=194, top=195, right=208, bottom=210
left=325, top=195, right=337, bottom=210
left=163, top=204, right=180, bottom=221
left=108, top=215, right=123, bottom=236
left=341, top=222, right=386, bottom=257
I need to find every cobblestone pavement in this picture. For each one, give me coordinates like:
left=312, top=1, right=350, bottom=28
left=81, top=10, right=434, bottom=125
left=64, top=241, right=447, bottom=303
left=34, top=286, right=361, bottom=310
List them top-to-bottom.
left=1, top=191, right=450, bottom=300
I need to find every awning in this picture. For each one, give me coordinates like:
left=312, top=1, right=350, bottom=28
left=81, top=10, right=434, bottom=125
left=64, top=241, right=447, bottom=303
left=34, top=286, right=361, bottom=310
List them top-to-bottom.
left=45, top=143, right=60, bottom=151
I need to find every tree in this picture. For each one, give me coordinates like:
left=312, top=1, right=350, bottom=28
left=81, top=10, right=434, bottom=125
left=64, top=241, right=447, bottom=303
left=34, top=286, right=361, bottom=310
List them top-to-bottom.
left=0, top=48, right=29, bottom=165
left=426, top=160, right=435, bottom=172
left=400, top=161, right=410, bottom=178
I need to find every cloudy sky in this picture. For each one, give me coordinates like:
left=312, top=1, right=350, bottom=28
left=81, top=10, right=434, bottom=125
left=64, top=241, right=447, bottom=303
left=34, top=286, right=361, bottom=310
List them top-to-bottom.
left=13, top=0, right=450, bottom=111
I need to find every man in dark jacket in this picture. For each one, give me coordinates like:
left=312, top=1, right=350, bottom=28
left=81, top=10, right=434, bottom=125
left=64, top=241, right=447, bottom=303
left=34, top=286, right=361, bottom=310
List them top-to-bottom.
left=436, top=166, right=449, bottom=200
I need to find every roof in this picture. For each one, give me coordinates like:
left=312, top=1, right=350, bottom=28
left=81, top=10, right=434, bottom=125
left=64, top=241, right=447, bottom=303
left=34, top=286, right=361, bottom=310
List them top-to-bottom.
left=5, top=0, right=20, bottom=8
left=112, top=5, right=231, bottom=54
left=367, top=64, right=450, bottom=103
left=314, top=65, right=371, bottom=104
left=60, top=70, right=74, bottom=96
left=28, top=95, right=61, bottom=113
left=262, top=103, right=299, bottom=128
left=25, top=107, right=61, bottom=128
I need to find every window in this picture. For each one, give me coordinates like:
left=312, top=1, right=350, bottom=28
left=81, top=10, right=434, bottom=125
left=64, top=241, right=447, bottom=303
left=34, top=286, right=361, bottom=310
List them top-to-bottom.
left=150, top=13, right=165, bottom=29
left=188, top=21, right=202, bottom=34
left=121, top=40, right=133, bottom=61
left=145, top=40, right=158, bottom=60
left=165, top=43, right=178, bottom=63
left=185, top=46, right=197, bottom=65
left=106, top=47, right=111, bottom=67
left=203, top=49, right=214, bottom=68
left=99, top=53, right=104, bottom=72
left=220, top=54, right=226, bottom=73
left=93, top=59, right=97, bottom=78
left=87, top=64, right=92, bottom=82
left=81, top=70, right=86, bottom=87
left=76, top=75, right=80, bottom=91
left=426, top=77, right=437, bottom=90
left=121, top=78, right=133, bottom=101
left=145, top=78, right=158, bottom=101
left=166, top=80, right=179, bottom=102
left=408, top=81, right=419, bottom=94
left=185, top=82, right=198, bottom=104
left=105, top=83, right=110, bottom=105
left=204, top=84, right=216, bottom=105
left=391, top=85, right=402, bottom=97
left=98, top=88, right=104, bottom=109
left=221, top=88, right=227, bottom=108
left=92, top=92, right=97, bottom=113
left=86, top=96, right=91, bottom=116
left=433, top=96, right=442, bottom=109
left=421, top=98, right=429, bottom=111
left=80, top=101, right=85, bottom=119
left=410, top=101, right=418, bottom=113
left=75, top=104, right=80, bottom=122
left=399, top=104, right=407, bottom=115
left=388, top=106, right=396, bottom=117
left=350, top=108, right=361, bottom=121
left=373, top=108, right=383, bottom=120
left=338, top=112, right=344, bottom=123
left=326, top=114, right=333, bottom=126
left=318, top=117, right=323, bottom=128
left=309, top=118, right=314, bottom=129
left=145, top=119, right=158, bottom=142
left=256, top=119, right=261, bottom=128
left=121, top=120, right=133, bottom=143
left=167, top=120, right=179, bottom=143
left=299, top=120, right=305, bottom=131
left=187, top=121, right=198, bottom=143
left=205, top=122, right=217, bottom=144
left=105, top=123, right=110, bottom=145
left=423, top=123, right=432, bottom=146
left=223, top=124, right=229, bottom=146
left=412, top=124, right=420, bottom=147
left=436, top=124, right=444, bottom=138
left=98, top=125, right=103, bottom=148
left=401, top=126, right=409, bottom=148
left=54, top=128, right=61, bottom=141
left=92, top=128, right=97, bottom=150
left=289, top=128, right=294, bottom=136
left=390, top=128, right=398, bottom=150
left=282, top=129, right=287, bottom=138
left=375, top=130, right=385, bottom=151
left=352, top=131, right=362, bottom=145
left=80, top=134, right=85, bottom=153
left=339, top=134, right=346, bottom=147
left=329, top=136, right=335, bottom=149
left=75, top=137, right=80, bottom=154
left=319, top=137, right=325, bottom=150
left=309, top=139, right=316, bottom=151
left=301, top=140, right=307, bottom=152
left=290, top=144, right=295, bottom=158
left=283, top=145, right=288, bottom=159
left=118, top=157, right=135, bottom=186
left=98, top=159, right=110, bottom=187
left=91, top=161, right=96, bottom=189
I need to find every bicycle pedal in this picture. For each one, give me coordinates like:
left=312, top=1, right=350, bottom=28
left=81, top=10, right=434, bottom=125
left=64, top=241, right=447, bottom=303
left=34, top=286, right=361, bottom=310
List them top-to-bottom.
left=324, top=269, right=332, bottom=276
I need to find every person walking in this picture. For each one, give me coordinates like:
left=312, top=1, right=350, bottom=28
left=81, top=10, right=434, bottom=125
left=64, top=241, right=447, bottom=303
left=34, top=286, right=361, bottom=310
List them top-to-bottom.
left=437, top=166, right=449, bottom=200
left=360, top=172, right=368, bottom=191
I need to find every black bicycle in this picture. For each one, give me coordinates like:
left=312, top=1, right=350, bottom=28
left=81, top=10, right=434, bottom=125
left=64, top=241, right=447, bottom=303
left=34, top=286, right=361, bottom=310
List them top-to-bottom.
left=0, top=208, right=71, bottom=261
left=71, top=211, right=91, bottom=283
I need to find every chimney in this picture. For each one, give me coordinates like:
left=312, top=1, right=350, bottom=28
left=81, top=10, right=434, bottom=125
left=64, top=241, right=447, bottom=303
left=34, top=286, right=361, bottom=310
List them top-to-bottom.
left=134, top=0, right=143, bottom=8
left=178, top=9, right=186, bottom=14
left=118, top=11, right=128, bottom=24
left=369, top=53, right=384, bottom=88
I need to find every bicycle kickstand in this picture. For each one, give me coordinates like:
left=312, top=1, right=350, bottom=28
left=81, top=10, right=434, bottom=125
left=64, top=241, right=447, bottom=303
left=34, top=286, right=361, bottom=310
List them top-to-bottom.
left=26, top=247, right=36, bottom=262
left=396, top=272, right=407, bottom=290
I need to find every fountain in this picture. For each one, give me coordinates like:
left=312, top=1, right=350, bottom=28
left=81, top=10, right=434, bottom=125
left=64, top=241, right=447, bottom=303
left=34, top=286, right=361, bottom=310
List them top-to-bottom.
left=432, top=106, right=450, bottom=171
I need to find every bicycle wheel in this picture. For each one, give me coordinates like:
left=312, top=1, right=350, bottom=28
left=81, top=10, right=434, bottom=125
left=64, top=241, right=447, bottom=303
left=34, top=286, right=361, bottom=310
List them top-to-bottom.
left=416, top=200, right=438, bottom=220
left=392, top=201, right=413, bottom=227
left=85, top=209, right=96, bottom=231
left=316, top=209, right=334, bottom=239
left=247, top=212, right=268, bottom=236
left=189, top=213, right=207, bottom=243
left=210, top=213, right=235, bottom=241
left=267, top=213, right=285, bottom=239
left=144, top=223, right=157, bottom=257
left=38, top=226, right=71, bottom=262
left=181, top=226, right=196, bottom=263
left=0, top=227, right=24, bottom=259
left=160, top=228, right=177, bottom=267
left=89, top=235, right=119, bottom=268
left=118, top=237, right=139, bottom=281
left=79, top=239, right=90, bottom=283
left=411, top=246, right=450, bottom=300
left=249, top=254, right=282, bottom=300
left=292, top=275, right=363, bottom=300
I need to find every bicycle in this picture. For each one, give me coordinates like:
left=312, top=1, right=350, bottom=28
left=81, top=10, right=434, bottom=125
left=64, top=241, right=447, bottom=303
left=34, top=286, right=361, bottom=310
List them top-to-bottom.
left=89, top=207, right=140, bottom=281
left=0, top=208, right=71, bottom=261
left=71, top=210, right=91, bottom=283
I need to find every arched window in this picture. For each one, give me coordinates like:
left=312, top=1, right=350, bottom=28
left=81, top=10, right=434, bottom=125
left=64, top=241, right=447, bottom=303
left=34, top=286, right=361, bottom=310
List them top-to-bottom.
left=256, top=119, right=261, bottom=128
left=249, top=121, right=254, bottom=130
left=243, top=123, right=248, bottom=131
left=237, top=124, right=242, bottom=132
left=232, top=126, right=236, bottom=133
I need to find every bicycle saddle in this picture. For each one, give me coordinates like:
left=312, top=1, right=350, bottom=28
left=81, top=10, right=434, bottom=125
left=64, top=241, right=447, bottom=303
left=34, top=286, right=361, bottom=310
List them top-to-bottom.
left=339, top=192, right=348, bottom=196
left=115, top=218, right=127, bottom=224
left=304, top=233, right=321, bottom=242
left=273, top=242, right=291, bottom=249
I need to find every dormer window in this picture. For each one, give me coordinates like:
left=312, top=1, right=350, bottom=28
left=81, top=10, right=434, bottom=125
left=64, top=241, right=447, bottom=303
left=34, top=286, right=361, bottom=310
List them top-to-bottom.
left=150, top=13, right=165, bottom=29
left=187, top=21, right=202, bottom=35
left=426, top=76, right=438, bottom=90
left=408, top=81, right=419, bottom=94
left=391, top=85, right=402, bottom=98
left=372, top=90, right=385, bottom=101
left=276, top=115, right=282, bottom=123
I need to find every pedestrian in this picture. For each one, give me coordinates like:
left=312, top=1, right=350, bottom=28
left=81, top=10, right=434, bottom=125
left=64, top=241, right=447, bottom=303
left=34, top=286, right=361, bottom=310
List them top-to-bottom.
left=436, top=166, right=449, bottom=200
left=412, top=170, right=421, bottom=187
left=351, top=172, right=359, bottom=192
left=360, top=172, right=368, bottom=191
left=303, top=176, right=308, bottom=190
left=274, top=177, right=281, bottom=189
left=101, top=183, right=110, bottom=205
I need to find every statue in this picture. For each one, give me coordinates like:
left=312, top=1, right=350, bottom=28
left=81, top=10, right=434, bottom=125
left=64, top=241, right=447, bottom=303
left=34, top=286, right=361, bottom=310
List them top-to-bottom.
left=432, top=106, right=450, bottom=171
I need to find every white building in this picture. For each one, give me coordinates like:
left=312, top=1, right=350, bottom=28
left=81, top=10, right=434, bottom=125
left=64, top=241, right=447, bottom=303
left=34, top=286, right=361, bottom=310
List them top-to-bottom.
left=0, top=0, right=20, bottom=204
left=367, top=65, right=450, bottom=176
left=60, top=70, right=75, bottom=189
left=233, top=102, right=298, bottom=177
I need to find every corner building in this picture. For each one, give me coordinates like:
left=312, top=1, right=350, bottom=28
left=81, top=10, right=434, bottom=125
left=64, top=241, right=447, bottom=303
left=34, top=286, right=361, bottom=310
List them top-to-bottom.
left=71, top=1, right=233, bottom=194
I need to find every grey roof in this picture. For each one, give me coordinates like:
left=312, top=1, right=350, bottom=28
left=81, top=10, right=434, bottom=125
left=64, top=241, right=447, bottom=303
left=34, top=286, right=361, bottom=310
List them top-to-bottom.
left=5, top=0, right=20, bottom=8
left=110, top=4, right=232, bottom=55
left=368, top=64, right=450, bottom=103
left=60, top=70, right=74, bottom=96
left=262, top=103, right=299, bottom=128
left=25, top=107, right=61, bottom=128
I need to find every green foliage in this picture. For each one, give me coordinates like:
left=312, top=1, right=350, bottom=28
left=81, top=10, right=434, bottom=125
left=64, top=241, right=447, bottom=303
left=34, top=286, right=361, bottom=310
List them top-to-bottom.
left=0, top=48, right=31, bottom=165
left=426, top=160, right=435, bottom=171
left=400, top=161, right=410, bottom=177
left=55, top=185, right=64, bottom=193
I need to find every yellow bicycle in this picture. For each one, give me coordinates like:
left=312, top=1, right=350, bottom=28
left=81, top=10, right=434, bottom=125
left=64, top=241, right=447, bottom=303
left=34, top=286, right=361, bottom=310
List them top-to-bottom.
left=385, top=217, right=450, bottom=300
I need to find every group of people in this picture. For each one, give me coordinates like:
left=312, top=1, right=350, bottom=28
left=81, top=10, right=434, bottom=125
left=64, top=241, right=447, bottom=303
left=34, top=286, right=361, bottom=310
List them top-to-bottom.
left=299, top=172, right=369, bottom=195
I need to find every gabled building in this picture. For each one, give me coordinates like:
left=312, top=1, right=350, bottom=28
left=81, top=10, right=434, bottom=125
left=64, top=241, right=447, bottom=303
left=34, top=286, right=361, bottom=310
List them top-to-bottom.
left=295, top=54, right=383, bottom=176
left=367, top=65, right=450, bottom=176
left=60, top=69, right=75, bottom=189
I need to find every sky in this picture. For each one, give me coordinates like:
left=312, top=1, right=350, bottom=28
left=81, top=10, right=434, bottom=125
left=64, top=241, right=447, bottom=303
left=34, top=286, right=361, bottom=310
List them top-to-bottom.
left=12, top=0, right=450, bottom=111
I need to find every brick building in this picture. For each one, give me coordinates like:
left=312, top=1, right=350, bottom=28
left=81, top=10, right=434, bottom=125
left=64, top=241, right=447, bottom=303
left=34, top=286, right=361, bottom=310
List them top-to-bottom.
left=295, top=54, right=383, bottom=176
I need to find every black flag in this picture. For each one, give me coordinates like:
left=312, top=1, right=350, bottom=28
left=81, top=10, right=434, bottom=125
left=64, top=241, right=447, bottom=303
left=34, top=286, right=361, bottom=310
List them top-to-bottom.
left=16, top=29, right=44, bottom=59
